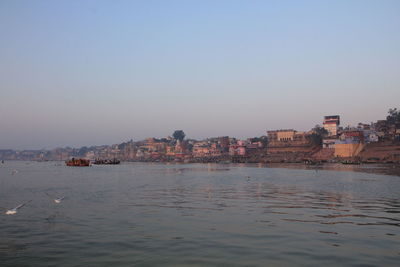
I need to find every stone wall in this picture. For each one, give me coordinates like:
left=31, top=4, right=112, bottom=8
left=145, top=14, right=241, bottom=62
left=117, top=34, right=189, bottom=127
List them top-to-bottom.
left=334, top=143, right=364, bottom=158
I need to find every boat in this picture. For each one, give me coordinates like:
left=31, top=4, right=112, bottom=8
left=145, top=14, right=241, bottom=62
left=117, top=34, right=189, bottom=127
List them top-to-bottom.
left=65, top=158, right=91, bottom=167
left=93, top=158, right=120, bottom=165
left=304, top=159, right=318, bottom=165
left=341, top=160, right=361, bottom=165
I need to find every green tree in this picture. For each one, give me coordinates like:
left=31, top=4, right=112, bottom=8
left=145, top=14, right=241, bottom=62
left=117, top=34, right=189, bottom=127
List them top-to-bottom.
left=172, top=130, right=186, bottom=141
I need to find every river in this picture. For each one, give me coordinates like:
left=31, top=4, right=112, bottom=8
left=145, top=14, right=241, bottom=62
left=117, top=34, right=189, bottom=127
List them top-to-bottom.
left=1, top=161, right=399, bottom=266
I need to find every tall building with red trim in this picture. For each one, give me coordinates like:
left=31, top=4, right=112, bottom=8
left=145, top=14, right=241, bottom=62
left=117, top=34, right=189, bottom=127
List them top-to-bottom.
left=323, top=115, right=340, bottom=136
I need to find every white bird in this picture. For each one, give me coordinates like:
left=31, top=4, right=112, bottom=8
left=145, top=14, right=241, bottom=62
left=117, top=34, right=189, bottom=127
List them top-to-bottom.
left=46, top=192, right=65, bottom=204
left=54, top=196, right=65, bottom=204
left=5, top=200, right=31, bottom=215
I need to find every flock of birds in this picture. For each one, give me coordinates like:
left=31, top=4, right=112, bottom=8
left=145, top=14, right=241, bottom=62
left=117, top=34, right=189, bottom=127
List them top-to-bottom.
left=3, top=165, right=251, bottom=216
left=2, top=166, right=66, bottom=216
left=5, top=193, right=65, bottom=215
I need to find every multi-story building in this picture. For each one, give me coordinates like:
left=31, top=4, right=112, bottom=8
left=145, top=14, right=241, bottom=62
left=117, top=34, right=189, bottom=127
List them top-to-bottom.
left=323, top=115, right=340, bottom=136
left=267, top=129, right=314, bottom=154
left=267, top=130, right=309, bottom=146
left=339, top=130, right=364, bottom=143
left=363, top=130, right=379, bottom=143
left=219, top=136, right=230, bottom=153
left=143, top=138, right=166, bottom=153
left=229, top=140, right=246, bottom=156
left=192, top=145, right=211, bottom=158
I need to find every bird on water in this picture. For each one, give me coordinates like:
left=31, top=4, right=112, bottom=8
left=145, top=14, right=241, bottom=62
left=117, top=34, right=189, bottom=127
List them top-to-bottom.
left=46, top=192, right=65, bottom=204
left=5, top=200, right=32, bottom=215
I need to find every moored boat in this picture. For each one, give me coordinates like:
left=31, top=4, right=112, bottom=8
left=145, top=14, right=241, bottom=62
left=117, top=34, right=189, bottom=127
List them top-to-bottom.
left=66, top=158, right=91, bottom=167
left=93, top=158, right=120, bottom=165
left=341, top=160, right=361, bottom=165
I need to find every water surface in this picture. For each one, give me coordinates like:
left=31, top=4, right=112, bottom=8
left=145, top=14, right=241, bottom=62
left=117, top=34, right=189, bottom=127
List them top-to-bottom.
left=1, top=162, right=399, bottom=266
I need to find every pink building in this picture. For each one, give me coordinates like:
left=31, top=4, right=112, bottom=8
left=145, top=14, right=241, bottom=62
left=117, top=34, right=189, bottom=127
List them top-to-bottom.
left=229, top=141, right=247, bottom=156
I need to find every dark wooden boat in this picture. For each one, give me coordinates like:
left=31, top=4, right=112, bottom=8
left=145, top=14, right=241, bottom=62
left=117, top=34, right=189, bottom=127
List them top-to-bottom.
left=65, top=158, right=91, bottom=167
left=93, top=158, right=120, bottom=165
left=341, top=160, right=361, bottom=165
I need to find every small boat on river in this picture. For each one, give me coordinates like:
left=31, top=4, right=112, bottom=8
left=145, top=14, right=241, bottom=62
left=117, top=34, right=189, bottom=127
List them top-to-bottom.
left=66, top=158, right=91, bottom=167
left=93, top=158, right=121, bottom=165
left=341, top=160, right=361, bottom=165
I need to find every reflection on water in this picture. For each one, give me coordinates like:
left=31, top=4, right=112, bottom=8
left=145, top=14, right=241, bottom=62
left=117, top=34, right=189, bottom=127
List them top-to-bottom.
left=0, top=161, right=399, bottom=266
left=266, top=162, right=400, bottom=177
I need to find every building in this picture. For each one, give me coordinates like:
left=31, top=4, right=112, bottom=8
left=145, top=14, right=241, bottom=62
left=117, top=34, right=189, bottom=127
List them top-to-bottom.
left=323, top=115, right=340, bottom=136
left=267, top=129, right=314, bottom=154
left=333, top=129, right=365, bottom=158
left=267, top=130, right=309, bottom=146
left=339, top=130, right=364, bottom=143
left=363, top=130, right=379, bottom=143
left=219, top=136, right=230, bottom=152
left=143, top=138, right=166, bottom=153
left=322, top=138, right=337, bottom=148
left=175, top=140, right=188, bottom=154
left=192, top=142, right=213, bottom=158
left=229, top=143, right=246, bottom=156
left=334, top=143, right=364, bottom=158
left=192, top=146, right=211, bottom=158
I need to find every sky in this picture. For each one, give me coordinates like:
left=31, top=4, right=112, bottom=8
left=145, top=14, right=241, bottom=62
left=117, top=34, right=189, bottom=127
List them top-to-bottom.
left=1, top=0, right=400, bottom=149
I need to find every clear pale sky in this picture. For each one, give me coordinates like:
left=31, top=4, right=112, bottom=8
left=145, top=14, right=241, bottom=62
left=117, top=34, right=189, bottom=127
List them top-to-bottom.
left=1, top=0, right=399, bottom=149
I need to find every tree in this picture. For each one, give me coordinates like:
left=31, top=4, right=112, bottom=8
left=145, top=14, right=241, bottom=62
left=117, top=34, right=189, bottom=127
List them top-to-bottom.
left=387, top=108, right=400, bottom=125
left=307, top=125, right=328, bottom=146
left=312, top=125, right=328, bottom=137
left=172, top=130, right=185, bottom=141
left=307, top=134, right=323, bottom=146
left=249, top=136, right=268, bottom=147
left=259, top=136, right=268, bottom=147
left=249, top=137, right=260, bottom=143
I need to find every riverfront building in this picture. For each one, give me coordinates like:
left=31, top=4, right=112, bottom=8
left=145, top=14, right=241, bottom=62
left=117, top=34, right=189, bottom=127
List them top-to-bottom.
left=323, top=115, right=340, bottom=136
left=267, top=129, right=315, bottom=154
left=267, top=129, right=309, bottom=146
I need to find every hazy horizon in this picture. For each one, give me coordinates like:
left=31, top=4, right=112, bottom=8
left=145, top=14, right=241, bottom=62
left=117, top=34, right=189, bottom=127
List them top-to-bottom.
left=1, top=0, right=399, bottom=150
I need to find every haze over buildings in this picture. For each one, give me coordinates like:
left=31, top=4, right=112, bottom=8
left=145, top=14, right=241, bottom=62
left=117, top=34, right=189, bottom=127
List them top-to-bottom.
left=1, top=0, right=400, bottom=149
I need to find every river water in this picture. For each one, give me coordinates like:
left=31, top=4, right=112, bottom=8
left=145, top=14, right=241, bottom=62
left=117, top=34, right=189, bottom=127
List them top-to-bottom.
left=1, top=161, right=399, bottom=266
